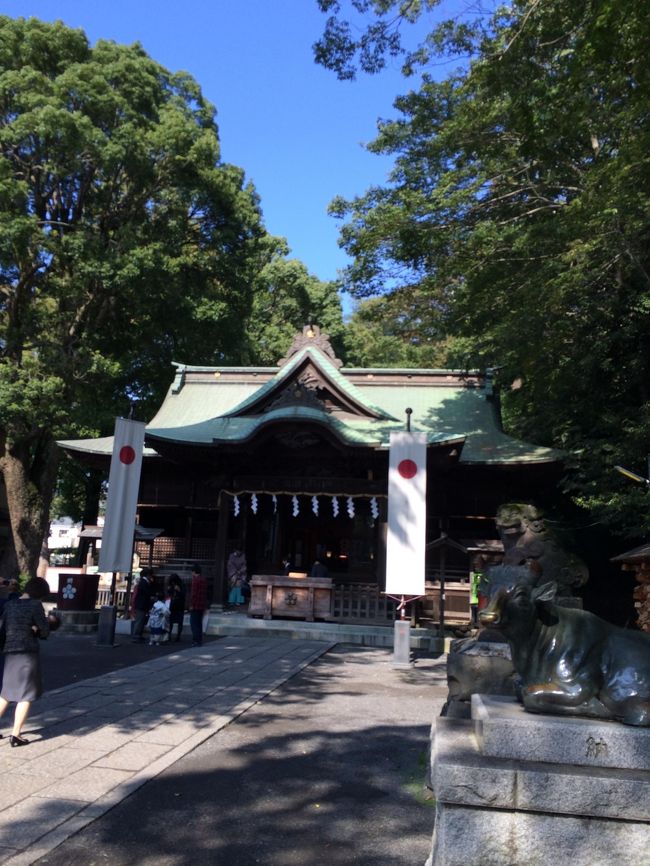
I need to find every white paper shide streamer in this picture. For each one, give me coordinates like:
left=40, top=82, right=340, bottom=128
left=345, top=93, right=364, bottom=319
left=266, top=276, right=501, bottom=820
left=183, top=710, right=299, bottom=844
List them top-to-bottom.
left=251, top=493, right=258, bottom=514
left=233, top=494, right=240, bottom=516
left=292, top=495, right=299, bottom=517
left=311, top=495, right=319, bottom=516
left=332, top=495, right=339, bottom=517
left=346, top=496, right=355, bottom=518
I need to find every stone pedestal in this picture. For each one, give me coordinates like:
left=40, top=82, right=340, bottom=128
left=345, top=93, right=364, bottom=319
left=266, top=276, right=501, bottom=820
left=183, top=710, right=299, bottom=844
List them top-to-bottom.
left=96, top=604, right=117, bottom=646
left=53, top=609, right=100, bottom=634
left=392, top=619, right=413, bottom=668
left=445, top=639, right=516, bottom=715
left=427, top=694, right=650, bottom=866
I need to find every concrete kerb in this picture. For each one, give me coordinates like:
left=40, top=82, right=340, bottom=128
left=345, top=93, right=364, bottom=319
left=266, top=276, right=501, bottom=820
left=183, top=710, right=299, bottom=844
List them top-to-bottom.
left=0, top=638, right=334, bottom=866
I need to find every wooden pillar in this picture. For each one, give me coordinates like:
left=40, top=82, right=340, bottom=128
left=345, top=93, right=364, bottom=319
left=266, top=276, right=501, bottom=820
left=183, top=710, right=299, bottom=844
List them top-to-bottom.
left=213, top=491, right=230, bottom=606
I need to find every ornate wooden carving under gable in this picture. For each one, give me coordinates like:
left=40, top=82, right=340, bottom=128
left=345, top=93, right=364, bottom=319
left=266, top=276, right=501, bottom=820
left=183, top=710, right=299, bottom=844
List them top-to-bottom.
left=278, top=324, right=343, bottom=369
left=297, top=366, right=328, bottom=391
left=265, top=381, right=326, bottom=413
left=273, top=430, right=324, bottom=450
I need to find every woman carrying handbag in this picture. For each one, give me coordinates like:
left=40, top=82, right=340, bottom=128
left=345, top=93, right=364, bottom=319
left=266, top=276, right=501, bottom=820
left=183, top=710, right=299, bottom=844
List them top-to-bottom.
left=0, top=576, right=52, bottom=747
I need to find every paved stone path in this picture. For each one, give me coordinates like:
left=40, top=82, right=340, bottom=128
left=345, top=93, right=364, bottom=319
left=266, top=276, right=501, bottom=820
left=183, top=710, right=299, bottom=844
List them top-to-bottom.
left=0, top=637, right=333, bottom=866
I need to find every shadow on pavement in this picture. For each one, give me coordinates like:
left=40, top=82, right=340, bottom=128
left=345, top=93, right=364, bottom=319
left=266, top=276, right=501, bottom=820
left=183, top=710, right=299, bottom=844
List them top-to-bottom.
left=35, top=631, right=219, bottom=692
left=30, top=648, right=441, bottom=866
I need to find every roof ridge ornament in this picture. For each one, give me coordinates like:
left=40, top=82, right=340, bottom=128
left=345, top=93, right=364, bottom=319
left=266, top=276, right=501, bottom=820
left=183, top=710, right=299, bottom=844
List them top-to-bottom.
left=278, top=324, right=343, bottom=369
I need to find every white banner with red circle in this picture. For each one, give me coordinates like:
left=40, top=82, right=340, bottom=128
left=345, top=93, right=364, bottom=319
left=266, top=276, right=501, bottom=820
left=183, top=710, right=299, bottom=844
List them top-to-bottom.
left=98, top=417, right=146, bottom=574
left=385, top=431, right=427, bottom=595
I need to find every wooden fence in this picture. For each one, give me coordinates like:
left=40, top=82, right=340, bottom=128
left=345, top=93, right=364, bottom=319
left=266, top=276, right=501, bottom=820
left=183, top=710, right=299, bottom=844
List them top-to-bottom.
left=135, top=537, right=215, bottom=567
left=95, top=567, right=471, bottom=627
left=331, top=581, right=471, bottom=625
left=419, top=581, right=472, bottom=625
left=332, top=583, right=397, bottom=622
left=97, top=588, right=127, bottom=609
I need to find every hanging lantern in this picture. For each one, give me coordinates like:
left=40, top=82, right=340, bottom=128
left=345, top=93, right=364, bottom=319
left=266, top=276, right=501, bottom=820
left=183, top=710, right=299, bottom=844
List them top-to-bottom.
left=251, top=493, right=258, bottom=514
left=233, top=494, right=240, bottom=516
left=292, top=495, right=299, bottom=517
left=311, top=495, right=319, bottom=516
left=332, top=495, right=339, bottom=517
left=346, top=496, right=355, bottom=518
left=370, top=496, right=379, bottom=519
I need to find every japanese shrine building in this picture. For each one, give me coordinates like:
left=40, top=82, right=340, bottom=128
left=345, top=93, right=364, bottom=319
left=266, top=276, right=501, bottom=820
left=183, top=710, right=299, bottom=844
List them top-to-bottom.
left=59, top=326, right=561, bottom=609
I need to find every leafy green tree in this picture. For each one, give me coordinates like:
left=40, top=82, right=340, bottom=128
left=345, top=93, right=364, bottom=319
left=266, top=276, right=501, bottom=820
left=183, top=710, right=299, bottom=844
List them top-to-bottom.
left=313, top=0, right=442, bottom=80
left=315, top=0, right=650, bottom=536
left=0, top=17, right=282, bottom=576
left=243, top=253, right=345, bottom=365
left=343, top=293, right=462, bottom=367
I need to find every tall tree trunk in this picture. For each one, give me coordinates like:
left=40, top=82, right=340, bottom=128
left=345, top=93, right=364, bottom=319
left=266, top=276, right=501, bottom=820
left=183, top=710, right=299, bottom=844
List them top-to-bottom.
left=1, top=436, right=60, bottom=578
left=0, top=532, right=18, bottom=579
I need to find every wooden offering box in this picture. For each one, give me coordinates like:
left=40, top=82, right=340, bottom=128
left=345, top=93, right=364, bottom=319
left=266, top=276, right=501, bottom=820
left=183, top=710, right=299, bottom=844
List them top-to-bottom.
left=248, top=574, right=333, bottom=621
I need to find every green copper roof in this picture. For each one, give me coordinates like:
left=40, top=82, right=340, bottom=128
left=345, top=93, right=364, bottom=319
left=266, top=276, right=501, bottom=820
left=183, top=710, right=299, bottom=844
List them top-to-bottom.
left=59, top=342, right=561, bottom=465
left=362, top=384, right=560, bottom=463
left=146, top=405, right=465, bottom=450
left=57, top=435, right=159, bottom=458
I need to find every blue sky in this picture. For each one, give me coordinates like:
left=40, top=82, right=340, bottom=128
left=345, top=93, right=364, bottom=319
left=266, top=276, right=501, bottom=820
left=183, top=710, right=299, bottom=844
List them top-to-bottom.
left=3, top=0, right=439, bottom=292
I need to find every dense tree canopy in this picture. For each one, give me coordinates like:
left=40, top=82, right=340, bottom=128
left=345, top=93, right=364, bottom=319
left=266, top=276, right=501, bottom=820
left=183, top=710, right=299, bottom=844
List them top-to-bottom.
left=315, top=0, right=650, bottom=537
left=0, top=17, right=302, bottom=574
left=243, top=253, right=344, bottom=365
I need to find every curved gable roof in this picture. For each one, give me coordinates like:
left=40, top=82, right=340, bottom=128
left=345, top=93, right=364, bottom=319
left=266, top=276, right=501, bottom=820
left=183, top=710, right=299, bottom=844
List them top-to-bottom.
left=222, top=345, right=397, bottom=421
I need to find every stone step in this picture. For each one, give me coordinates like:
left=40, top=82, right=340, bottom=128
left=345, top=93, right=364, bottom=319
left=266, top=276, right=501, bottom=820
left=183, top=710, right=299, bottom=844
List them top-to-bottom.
left=114, top=611, right=449, bottom=650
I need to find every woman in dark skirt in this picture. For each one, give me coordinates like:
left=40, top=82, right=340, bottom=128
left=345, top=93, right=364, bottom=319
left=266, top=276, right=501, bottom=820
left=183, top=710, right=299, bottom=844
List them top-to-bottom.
left=0, top=576, right=50, bottom=747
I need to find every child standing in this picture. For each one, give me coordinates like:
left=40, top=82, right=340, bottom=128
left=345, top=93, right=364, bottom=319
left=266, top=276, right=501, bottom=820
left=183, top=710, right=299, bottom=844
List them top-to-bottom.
left=148, top=592, right=170, bottom=646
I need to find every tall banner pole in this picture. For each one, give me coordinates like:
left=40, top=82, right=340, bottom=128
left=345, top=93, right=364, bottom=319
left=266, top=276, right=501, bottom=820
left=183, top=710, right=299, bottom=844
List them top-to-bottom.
left=97, top=418, right=146, bottom=646
left=385, top=430, right=427, bottom=667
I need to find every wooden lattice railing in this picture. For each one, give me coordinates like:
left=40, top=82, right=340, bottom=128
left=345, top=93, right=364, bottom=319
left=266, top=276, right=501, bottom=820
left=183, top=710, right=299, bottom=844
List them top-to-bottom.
left=135, top=537, right=215, bottom=567
left=332, top=583, right=397, bottom=622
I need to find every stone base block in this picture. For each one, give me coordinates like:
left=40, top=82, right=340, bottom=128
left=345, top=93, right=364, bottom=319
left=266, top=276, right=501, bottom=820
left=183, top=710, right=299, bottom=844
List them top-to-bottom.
left=53, top=609, right=100, bottom=634
left=473, top=694, right=650, bottom=771
left=427, top=697, right=650, bottom=866
left=428, top=802, right=650, bottom=866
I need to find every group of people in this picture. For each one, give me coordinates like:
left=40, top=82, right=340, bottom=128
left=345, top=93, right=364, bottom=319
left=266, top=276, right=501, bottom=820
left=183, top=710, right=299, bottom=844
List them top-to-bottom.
left=0, top=545, right=329, bottom=748
left=280, top=557, right=329, bottom=577
left=131, top=564, right=208, bottom=647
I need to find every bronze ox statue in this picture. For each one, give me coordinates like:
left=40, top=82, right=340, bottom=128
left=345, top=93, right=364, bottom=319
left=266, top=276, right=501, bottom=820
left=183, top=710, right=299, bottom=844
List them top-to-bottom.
left=479, top=581, right=650, bottom=726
